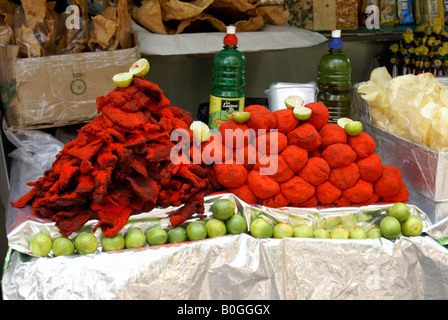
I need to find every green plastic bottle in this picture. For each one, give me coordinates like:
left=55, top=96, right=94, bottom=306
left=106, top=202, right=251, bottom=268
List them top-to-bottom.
left=209, top=26, right=246, bottom=130
left=317, top=30, right=352, bottom=122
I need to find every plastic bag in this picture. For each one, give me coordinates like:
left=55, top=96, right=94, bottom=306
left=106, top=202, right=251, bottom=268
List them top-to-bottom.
left=2, top=118, right=64, bottom=172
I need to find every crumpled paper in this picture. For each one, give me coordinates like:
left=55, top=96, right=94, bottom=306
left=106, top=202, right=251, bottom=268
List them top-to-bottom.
left=131, top=0, right=289, bottom=34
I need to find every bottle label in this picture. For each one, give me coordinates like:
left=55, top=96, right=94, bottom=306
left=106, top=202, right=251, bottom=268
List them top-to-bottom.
left=208, top=95, right=245, bottom=129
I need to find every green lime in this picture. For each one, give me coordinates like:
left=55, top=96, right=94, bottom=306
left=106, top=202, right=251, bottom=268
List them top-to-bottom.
left=129, top=58, right=150, bottom=77
left=112, top=72, right=133, bottom=88
left=284, top=95, right=304, bottom=110
left=293, top=106, right=312, bottom=120
left=231, top=111, right=251, bottom=123
left=337, top=117, right=353, bottom=129
left=345, top=120, right=363, bottom=136
left=211, top=199, right=235, bottom=220
left=388, top=202, right=410, bottom=223
left=226, top=215, right=247, bottom=234
left=341, top=215, right=357, bottom=231
left=325, top=216, right=342, bottom=230
left=380, top=216, right=401, bottom=239
left=401, top=216, right=423, bottom=237
left=250, top=218, right=273, bottom=238
left=206, top=219, right=227, bottom=238
left=186, top=222, right=207, bottom=241
left=273, top=222, right=294, bottom=239
left=293, top=224, right=313, bottom=238
left=330, top=226, right=349, bottom=239
left=349, top=226, right=367, bottom=239
left=146, top=227, right=168, bottom=246
left=168, top=227, right=187, bottom=243
left=366, top=227, right=381, bottom=238
left=313, top=228, right=330, bottom=239
left=125, top=229, right=146, bottom=249
left=74, top=233, right=98, bottom=254
left=30, top=234, right=52, bottom=257
left=102, top=234, right=125, bottom=251
left=52, top=237, right=75, bottom=256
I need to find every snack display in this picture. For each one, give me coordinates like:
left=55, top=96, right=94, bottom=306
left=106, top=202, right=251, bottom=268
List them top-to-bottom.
left=358, top=66, right=448, bottom=152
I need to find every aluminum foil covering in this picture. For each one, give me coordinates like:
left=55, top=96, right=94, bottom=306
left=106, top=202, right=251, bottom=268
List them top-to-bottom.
left=3, top=192, right=448, bottom=300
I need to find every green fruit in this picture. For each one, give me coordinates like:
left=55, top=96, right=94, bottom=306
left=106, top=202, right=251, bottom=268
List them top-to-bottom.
left=129, top=58, right=150, bottom=77
left=113, top=72, right=133, bottom=88
left=284, top=95, right=304, bottom=110
left=293, top=106, right=312, bottom=120
left=231, top=111, right=251, bottom=123
left=337, top=117, right=353, bottom=129
left=345, top=120, right=363, bottom=136
left=211, top=199, right=235, bottom=220
left=388, top=202, right=410, bottom=223
left=226, top=215, right=247, bottom=234
left=341, top=215, right=357, bottom=231
left=325, top=216, right=342, bottom=230
left=380, top=216, right=402, bottom=239
left=401, top=216, right=423, bottom=237
left=250, top=218, right=273, bottom=238
left=206, top=219, right=227, bottom=238
left=186, top=222, right=207, bottom=241
left=273, top=222, right=294, bottom=239
left=293, top=224, right=313, bottom=238
left=330, top=226, right=349, bottom=239
left=349, top=226, right=367, bottom=239
left=146, top=227, right=168, bottom=246
left=168, top=227, right=187, bottom=243
left=366, top=227, right=381, bottom=238
left=313, top=228, right=330, bottom=239
left=125, top=229, right=146, bottom=249
left=74, top=233, right=98, bottom=254
left=30, top=234, right=52, bottom=257
left=102, top=234, right=125, bottom=251
left=52, top=237, right=75, bottom=256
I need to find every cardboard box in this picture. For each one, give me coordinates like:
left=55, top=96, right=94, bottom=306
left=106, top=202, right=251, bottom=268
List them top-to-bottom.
left=286, top=0, right=359, bottom=30
left=0, top=42, right=140, bottom=129
left=352, top=83, right=448, bottom=203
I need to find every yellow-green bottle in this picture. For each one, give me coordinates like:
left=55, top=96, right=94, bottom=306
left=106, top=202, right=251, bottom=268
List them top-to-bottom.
left=209, top=26, right=246, bottom=129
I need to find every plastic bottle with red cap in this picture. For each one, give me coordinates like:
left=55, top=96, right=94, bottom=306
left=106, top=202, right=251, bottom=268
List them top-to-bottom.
left=209, top=26, right=247, bottom=130
left=316, top=30, right=352, bottom=122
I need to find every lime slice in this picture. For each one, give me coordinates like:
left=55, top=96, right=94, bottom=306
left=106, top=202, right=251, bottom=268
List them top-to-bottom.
left=129, top=58, right=150, bottom=77
left=113, top=72, right=133, bottom=88
left=285, top=95, right=304, bottom=110
left=293, top=106, right=312, bottom=120
left=230, top=111, right=251, bottom=123
left=337, top=117, right=353, bottom=129
left=190, top=121, right=211, bottom=142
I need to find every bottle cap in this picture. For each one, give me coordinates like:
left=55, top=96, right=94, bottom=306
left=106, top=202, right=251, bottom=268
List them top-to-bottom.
left=224, top=25, right=238, bottom=46
left=329, top=29, right=343, bottom=49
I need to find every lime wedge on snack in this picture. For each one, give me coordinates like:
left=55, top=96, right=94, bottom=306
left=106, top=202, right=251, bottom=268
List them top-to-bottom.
left=129, top=58, right=150, bottom=77
left=113, top=72, right=133, bottom=88
left=285, top=95, right=304, bottom=110
left=293, top=105, right=312, bottom=120
left=230, top=111, right=251, bottom=123
left=337, top=117, right=353, bottom=129
left=344, top=120, right=363, bottom=136
left=190, top=121, right=211, bottom=142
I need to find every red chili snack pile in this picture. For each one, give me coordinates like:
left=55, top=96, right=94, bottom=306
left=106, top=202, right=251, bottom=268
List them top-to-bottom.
left=11, top=77, right=219, bottom=237
left=207, top=102, right=409, bottom=208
